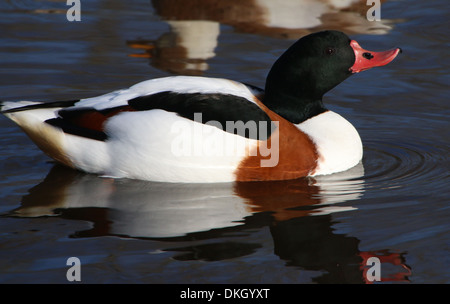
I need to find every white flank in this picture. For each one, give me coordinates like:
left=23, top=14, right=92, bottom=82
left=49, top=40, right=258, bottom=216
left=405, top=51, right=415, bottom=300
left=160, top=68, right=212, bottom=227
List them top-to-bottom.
left=103, top=109, right=259, bottom=183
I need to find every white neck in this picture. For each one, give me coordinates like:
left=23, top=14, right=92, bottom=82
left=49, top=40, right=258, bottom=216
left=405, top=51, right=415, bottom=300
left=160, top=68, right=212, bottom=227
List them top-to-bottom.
left=296, top=111, right=363, bottom=176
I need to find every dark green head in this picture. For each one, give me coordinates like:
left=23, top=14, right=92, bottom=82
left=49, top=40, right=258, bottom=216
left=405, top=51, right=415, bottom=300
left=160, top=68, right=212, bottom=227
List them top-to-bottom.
left=263, top=30, right=400, bottom=123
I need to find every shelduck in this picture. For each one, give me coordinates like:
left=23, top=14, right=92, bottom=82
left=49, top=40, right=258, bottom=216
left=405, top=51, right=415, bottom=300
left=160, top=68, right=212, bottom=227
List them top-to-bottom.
left=1, top=31, right=401, bottom=183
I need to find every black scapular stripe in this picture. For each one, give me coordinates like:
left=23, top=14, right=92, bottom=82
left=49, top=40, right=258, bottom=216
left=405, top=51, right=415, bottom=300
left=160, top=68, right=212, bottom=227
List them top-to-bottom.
left=128, top=91, right=276, bottom=140
left=43, top=92, right=276, bottom=141
left=44, top=106, right=128, bottom=141
left=45, top=117, right=108, bottom=141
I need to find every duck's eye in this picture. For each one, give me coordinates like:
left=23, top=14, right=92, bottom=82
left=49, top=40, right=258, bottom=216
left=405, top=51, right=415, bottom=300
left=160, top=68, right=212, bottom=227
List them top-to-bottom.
left=325, top=47, right=335, bottom=55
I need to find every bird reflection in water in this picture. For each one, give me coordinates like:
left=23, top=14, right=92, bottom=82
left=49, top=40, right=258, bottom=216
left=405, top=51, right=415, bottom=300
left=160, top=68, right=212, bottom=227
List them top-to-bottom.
left=128, top=0, right=395, bottom=75
left=8, top=162, right=410, bottom=283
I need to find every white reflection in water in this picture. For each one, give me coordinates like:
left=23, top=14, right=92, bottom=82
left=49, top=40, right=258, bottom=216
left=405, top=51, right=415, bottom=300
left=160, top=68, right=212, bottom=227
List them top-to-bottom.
left=129, top=0, right=395, bottom=74
left=11, top=162, right=365, bottom=238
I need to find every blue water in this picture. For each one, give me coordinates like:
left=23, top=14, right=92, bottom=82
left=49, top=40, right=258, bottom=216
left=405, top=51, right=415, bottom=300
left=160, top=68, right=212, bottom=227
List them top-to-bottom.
left=0, top=0, right=448, bottom=284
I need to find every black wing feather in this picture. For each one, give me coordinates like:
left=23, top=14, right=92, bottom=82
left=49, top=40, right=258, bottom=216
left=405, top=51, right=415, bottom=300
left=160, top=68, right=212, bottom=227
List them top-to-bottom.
left=6, top=92, right=275, bottom=141
left=128, top=92, right=275, bottom=140
left=0, top=100, right=79, bottom=114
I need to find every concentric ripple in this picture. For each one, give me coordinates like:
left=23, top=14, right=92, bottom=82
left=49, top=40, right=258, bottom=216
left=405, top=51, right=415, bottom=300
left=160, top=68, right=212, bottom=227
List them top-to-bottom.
left=362, top=138, right=447, bottom=192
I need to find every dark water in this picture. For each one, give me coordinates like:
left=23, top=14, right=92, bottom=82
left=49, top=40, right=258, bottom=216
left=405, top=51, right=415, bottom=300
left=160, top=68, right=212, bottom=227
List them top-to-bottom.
left=0, top=0, right=448, bottom=284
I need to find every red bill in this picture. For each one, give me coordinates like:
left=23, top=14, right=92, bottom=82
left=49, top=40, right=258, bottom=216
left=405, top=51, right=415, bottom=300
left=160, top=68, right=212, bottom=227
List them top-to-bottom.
left=350, top=40, right=401, bottom=73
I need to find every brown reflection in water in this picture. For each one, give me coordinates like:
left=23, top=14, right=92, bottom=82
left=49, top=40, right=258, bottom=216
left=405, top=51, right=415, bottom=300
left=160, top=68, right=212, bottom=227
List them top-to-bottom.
left=128, top=0, right=393, bottom=75
left=152, top=0, right=391, bottom=38
left=7, top=164, right=410, bottom=283
left=234, top=178, right=320, bottom=221
left=235, top=178, right=410, bottom=283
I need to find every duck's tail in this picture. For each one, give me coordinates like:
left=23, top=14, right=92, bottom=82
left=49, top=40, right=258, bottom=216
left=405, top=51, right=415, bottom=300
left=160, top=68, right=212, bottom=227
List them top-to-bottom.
left=0, top=99, right=78, bottom=114
left=1, top=100, right=78, bottom=168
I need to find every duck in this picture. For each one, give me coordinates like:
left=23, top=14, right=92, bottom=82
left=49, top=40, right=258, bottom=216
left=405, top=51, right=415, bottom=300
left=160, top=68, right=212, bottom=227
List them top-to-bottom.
left=1, top=30, right=401, bottom=183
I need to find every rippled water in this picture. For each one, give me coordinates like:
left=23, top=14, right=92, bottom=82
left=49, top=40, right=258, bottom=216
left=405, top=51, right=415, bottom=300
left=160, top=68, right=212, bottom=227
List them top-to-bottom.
left=0, top=0, right=449, bottom=284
